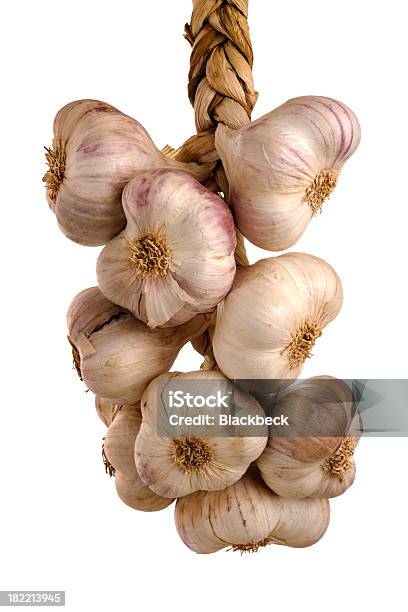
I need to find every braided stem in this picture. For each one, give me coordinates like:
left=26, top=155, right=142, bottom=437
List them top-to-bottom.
left=177, top=0, right=257, bottom=267
left=180, top=1, right=257, bottom=368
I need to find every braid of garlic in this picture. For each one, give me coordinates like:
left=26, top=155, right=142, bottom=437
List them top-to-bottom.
left=176, top=0, right=258, bottom=268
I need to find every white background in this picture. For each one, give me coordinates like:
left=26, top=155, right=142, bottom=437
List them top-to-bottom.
left=1, top=0, right=407, bottom=610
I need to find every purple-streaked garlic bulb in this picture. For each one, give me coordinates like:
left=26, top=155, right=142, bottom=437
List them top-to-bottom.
left=215, top=96, right=361, bottom=251
left=43, top=100, right=211, bottom=246
left=96, top=170, right=236, bottom=328
left=212, top=253, right=343, bottom=387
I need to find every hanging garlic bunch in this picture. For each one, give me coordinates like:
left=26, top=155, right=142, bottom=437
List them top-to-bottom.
left=42, top=0, right=365, bottom=557
left=215, top=96, right=360, bottom=251
left=43, top=99, right=211, bottom=246
left=97, top=169, right=236, bottom=328
left=212, top=253, right=343, bottom=386
left=67, top=287, right=210, bottom=403
left=134, top=371, right=267, bottom=498
left=256, top=377, right=362, bottom=498
left=102, top=401, right=173, bottom=511
left=175, top=471, right=330, bottom=554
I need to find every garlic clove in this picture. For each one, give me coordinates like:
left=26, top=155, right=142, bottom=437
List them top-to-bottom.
left=215, top=96, right=360, bottom=251
left=44, top=100, right=212, bottom=246
left=97, top=169, right=237, bottom=328
left=229, top=192, right=314, bottom=255
left=213, top=253, right=343, bottom=385
left=142, top=275, right=200, bottom=329
left=66, top=287, right=211, bottom=404
left=134, top=371, right=267, bottom=498
left=103, top=402, right=173, bottom=512
left=103, top=403, right=142, bottom=474
left=314, top=462, right=356, bottom=499
left=175, top=471, right=330, bottom=554
left=115, top=475, right=172, bottom=512
left=206, top=475, right=281, bottom=551
left=175, top=489, right=225, bottom=554
left=271, top=495, right=330, bottom=549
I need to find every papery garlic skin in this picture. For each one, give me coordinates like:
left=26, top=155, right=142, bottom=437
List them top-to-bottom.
left=215, top=96, right=361, bottom=251
left=44, top=100, right=211, bottom=246
left=97, top=170, right=236, bottom=328
left=212, top=253, right=343, bottom=386
left=66, top=287, right=210, bottom=404
left=191, top=322, right=217, bottom=370
left=134, top=371, right=267, bottom=498
left=256, top=377, right=362, bottom=498
left=95, top=396, right=122, bottom=427
left=103, top=402, right=173, bottom=511
left=175, top=472, right=330, bottom=554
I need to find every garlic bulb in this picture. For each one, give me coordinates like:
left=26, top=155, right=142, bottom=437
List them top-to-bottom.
left=215, top=96, right=361, bottom=251
left=43, top=99, right=211, bottom=246
left=97, top=169, right=236, bottom=328
left=212, top=253, right=343, bottom=386
left=66, top=287, right=210, bottom=403
left=135, top=371, right=267, bottom=498
left=256, top=376, right=362, bottom=498
left=95, top=396, right=121, bottom=427
left=103, top=402, right=173, bottom=511
left=175, top=471, right=330, bottom=554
